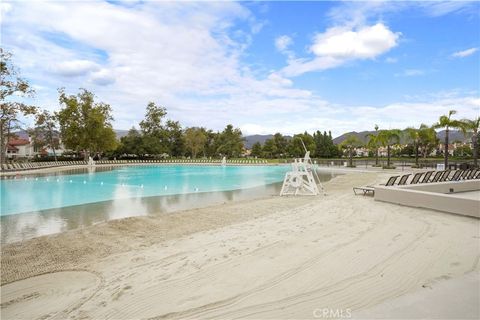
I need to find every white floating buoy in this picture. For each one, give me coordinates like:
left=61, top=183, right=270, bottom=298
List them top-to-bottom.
left=24, top=177, right=28, bottom=181
left=35, top=178, right=38, bottom=181
left=46, top=178, right=49, bottom=182
left=56, top=179, right=60, bottom=182
left=69, top=180, right=73, bottom=183
left=83, top=180, right=87, bottom=184
left=100, top=181, right=104, bottom=185
left=140, top=184, right=144, bottom=188
left=164, top=185, right=168, bottom=190
left=194, top=187, right=199, bottom=192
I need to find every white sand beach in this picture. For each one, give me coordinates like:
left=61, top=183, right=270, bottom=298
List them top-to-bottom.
left=1, top=171, right=479, bottom=319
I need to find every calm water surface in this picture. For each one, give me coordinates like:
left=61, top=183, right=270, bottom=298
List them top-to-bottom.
left=1, top=165, right=339, bottom=243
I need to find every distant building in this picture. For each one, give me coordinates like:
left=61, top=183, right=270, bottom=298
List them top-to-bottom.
left=6, top=137, right=66, bottom=159
left=6, top=138, right=35, bottom=159
left=437, top=143, right=455, bottom=156
left=353, top=147, right=369, bottom=157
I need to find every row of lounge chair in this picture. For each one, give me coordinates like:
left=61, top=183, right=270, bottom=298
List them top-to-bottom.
left=0, top=159, right=269, bottom=172
left=1, top=161, right=88, bottom=171
left=353, top=169, right=480, bottom=196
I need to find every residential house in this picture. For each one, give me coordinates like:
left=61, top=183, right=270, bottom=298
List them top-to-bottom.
left=6, top=138, right=35, bottom=159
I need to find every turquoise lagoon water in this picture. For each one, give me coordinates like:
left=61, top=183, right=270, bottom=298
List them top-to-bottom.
left=1, top=165, right=290, bottom=216
left=1, top=165, right=339, bottom=243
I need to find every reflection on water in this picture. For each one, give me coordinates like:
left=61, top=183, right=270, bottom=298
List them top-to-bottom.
left=1, top=170, right=339, bottom=244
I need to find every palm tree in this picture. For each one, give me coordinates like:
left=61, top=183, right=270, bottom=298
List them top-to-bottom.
left=432, top=110, right=463, bottom=167
left=461, top=117, right=480, bottom=167
left=366, top=124, right=380, bottom=166
left=418, top=124, right=438, bottom=159
left=405, top=127, right=420, bottom=167
left=377, top=129, right=401, bottom=168
left=340, top=134, right=361, bottom=167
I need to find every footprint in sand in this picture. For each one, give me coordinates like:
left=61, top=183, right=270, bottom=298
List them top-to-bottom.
left=1, top=271, right=101, bottom=320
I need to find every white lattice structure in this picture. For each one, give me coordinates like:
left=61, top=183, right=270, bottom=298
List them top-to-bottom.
left=280, top=151, right=325, bottom=196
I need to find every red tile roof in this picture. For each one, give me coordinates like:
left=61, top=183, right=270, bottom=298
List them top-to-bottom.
left=8, top=138, right=30, bottom=146
left=7, top=145, right=18, bottom=152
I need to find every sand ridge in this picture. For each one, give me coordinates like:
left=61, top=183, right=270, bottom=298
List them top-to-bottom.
left=1, top=172, right=479, bottom=319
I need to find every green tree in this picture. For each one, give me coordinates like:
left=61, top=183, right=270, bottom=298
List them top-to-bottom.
left=0, top=49, right=36, bottom=164
left=57, top=88, right=117, bottom=159
left=139, top=102, right=168, bottom=155
left=140, top=102, right=167, bottom=134
left=33, top=110, right=59, bottom=161
left=432, top=110, right=463, bottom=167
left=460, top=117, right=479, bottom=167
left=165, top=120, right=184, bottom=157
left=216, top=124, right=243, bottom=158
left=366, top=124, right=380, bottom=166
left=418, top=124, right=438, bottom=159
left=404, top=126, right=420, bottom=167
left=117, top=127, right=146, bottom=157
left=184, top=127, right=207, bottom=158
left=203, top=129, right=218, bottom=157
left=377, top=129, right=401, bottom=168
left=313, top=130, right=338, bottom=158
left=288, top=132, right=315, bottom=158
left=272, top=133, right=288, bottom=157
left=340, top=134, right=361, bottom=167
left=262, top=138, right=276, bottom=158
left=250, top=142, right=262, bottom=157
left=453, top=144, right=472, bottom=158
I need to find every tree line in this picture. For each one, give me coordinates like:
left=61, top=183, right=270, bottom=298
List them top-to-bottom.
left=341, top=111, right=479, bottom=169
left=250, top=131, right=340, bottom=159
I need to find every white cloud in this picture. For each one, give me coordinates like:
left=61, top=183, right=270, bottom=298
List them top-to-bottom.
left=4, top=0, right=308, bottom=129
left=2, top=1, right=478, bottom=138
left=419, top=1, right=478, bottom=17
left=281, top=23, right=400, bottom=77
left=310, top=23, right=400, bottom=59
left=275, top=35, right=292, bottom=52
left=452, top=47, right=478, bottom=58
left=385, top=57, right=398, bottom=63
left=52, top=59, right=99, bottom=77
left=90, top=69, right=115, bottom=86
left=395, top=69, right=425, bottom=77
left=237, top=95, right=480, bottom=137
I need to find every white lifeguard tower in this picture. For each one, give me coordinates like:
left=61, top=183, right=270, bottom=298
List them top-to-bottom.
left=280, top=146, right=325, bottom=197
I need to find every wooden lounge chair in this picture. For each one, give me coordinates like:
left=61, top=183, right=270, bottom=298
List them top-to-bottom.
left=460, top=169, right=472, bottom=180
left=467, top=169, right=479, bottom=179
left=439, top=170, right=451, bottom=182
left=448, top=170, right=463, bottom=181
left=474, top=170, right=480, bottom=179
left=420, top=171, right=434, bottom=183
left=430, top=171, right=444, bottom=183
left=410, top=172, right=424, bottom=184
left=397, top=174, right=411, bottom=186
left=353, top=175, right=398, bottom=196
left=383, top=175, right=400, bottom=186
left=353, top=186, right=375, bottom=196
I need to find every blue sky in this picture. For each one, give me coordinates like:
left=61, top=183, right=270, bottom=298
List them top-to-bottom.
left=1, top=0, right=479, bottom=137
